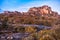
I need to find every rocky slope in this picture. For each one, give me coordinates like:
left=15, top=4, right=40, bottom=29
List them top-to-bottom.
left=0, top=5, right=60, bottom=40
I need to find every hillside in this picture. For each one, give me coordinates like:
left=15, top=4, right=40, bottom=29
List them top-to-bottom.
left=0, top=5, right=60, bottom=40
left=0, top=5, right=59, bottom=25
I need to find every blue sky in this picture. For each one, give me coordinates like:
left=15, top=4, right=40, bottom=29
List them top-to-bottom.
left=0, top=0, right=60, bottom=14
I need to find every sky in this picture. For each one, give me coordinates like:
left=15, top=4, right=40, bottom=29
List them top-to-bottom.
left=0, top=0, right=60, bottom=14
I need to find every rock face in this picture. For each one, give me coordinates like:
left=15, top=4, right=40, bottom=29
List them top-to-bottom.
left=27, top=5, right=59, bottom=17
left=28, top=5, right=52, bottom=15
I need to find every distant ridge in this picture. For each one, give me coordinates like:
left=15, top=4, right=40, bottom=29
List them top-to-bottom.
left=0, top=5, right=59, bottom=16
